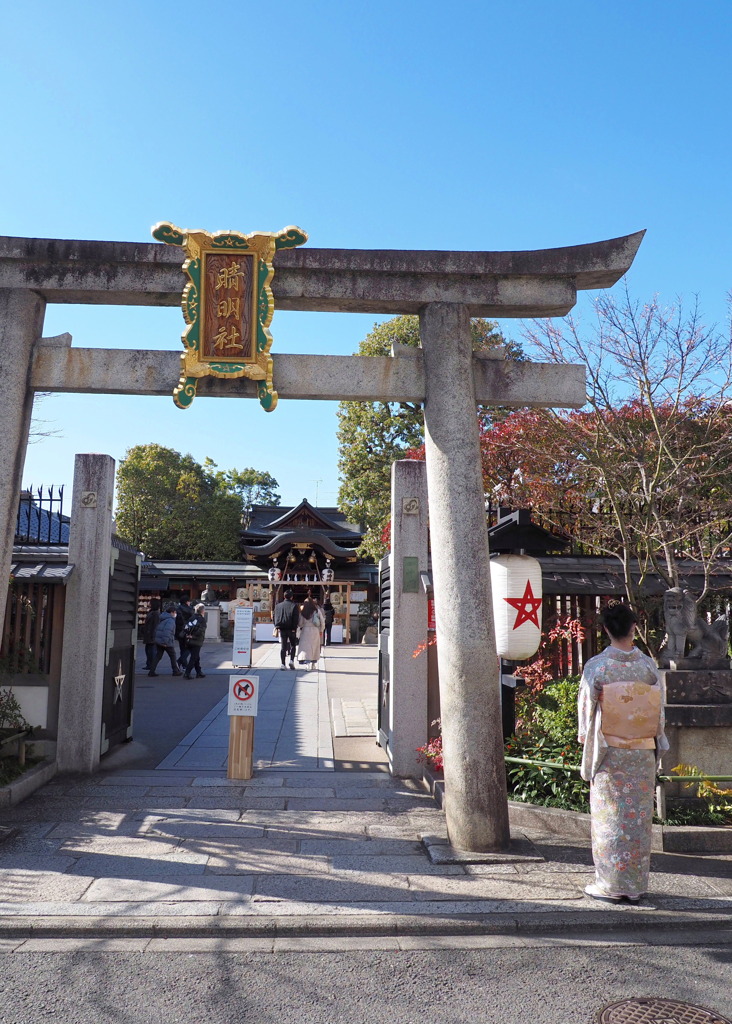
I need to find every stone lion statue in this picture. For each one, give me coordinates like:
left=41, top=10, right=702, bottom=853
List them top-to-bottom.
left=661, top=587, right=729, bottom=667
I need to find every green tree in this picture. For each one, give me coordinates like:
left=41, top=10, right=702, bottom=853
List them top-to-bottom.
left=337, top=315, right=515, bottom=561
left=116, top=444, right=246, bottom=560
left=203, top=462, right=280, bottom=527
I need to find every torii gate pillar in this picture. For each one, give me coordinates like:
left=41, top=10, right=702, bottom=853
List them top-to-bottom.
left=0, top=290, right=46, bottom=599
left=421, top=302, right=510, bottom=849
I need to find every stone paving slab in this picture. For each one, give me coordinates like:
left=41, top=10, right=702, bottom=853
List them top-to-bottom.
left=97, top=775, right=197, bottom=787
left=191, top=776, right=286, bottom=788
left=186, top=796, right=287, bottom=810
left=283, top=798, right=389, bottom=811
left=131, top=808, right=243, bottom=824
left=241, top=810, right=387, bottom=828
left=46, top=820, right=157, bottom=839
left=146, top=822, right=266, bottom=840
left=422, top=833, right=543, bottom=865
left=57, top=837, right=182, bottom=857
left=178, top=837, right=300, bottom=855
left=297, top=838, right=424, bottom=856
left=69, top=853, right=209, bottom=877
left=0, top=854, right=77, bottom=873
left=206, top=855, right=332, bottom=875
left=331, top=856, right=467, bottom=875
left=472, top=862, right=590, bottom=876
left=0, top=871, right=94, bottom=902
left=251, top=872, right=413, bottom=902
left=641, top=872, right=729, bottom=897
left=406, top=875, right=584, bottom=901
left=82, top=877, right=256, bottom=901
left=0, top=901, right=226, bottom=917
left=147, top=936, right=276, bottom=951
left=20, top=937, right=153, bottom=952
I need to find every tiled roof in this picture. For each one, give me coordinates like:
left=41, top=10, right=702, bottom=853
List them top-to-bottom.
left=10, top=562, right=74, bottom=580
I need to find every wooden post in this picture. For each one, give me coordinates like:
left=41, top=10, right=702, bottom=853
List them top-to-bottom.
left=227, top=716, right=254, bottom=780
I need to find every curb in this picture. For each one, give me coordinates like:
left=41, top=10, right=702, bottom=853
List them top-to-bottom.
left=0, top=759, right=57, bottom=809
left=1, top=908, right=731, bottom=941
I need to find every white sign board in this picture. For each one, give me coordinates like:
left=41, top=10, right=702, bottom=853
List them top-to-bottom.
left=232, top=606, right=253, bottom=667
left=228, top=674, right=259, bottom=716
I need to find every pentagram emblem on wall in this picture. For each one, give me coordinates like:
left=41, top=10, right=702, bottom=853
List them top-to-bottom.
left=113, top=661, right=126, bottom=703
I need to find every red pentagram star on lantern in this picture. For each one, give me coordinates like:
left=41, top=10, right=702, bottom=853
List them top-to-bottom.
left=504, top=580, right=542, bottom=629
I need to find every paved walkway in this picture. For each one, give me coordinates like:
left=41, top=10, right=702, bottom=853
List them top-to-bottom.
left=1, top=642, right=732, bottom=949
left=156, top=643, right=335, bottom=772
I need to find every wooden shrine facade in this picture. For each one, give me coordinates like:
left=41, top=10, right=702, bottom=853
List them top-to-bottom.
left=240, top=499, right=378, bottom=641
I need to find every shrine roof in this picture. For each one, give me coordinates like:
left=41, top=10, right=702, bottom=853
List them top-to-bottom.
left=243, top=500, right=364, bottom=540
left=241, top=531, right=361, bottom=560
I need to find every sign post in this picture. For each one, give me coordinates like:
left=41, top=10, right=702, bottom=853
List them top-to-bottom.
left=227, top=673, right=259, bottom=780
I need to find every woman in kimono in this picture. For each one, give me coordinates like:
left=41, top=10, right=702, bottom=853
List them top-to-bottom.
left=297, top=598, right=324, bottom=669
left=578, top=601, right=668, bottom=903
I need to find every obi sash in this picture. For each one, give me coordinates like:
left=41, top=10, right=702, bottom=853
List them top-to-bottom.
left=600, top=681, right=661, bottom=750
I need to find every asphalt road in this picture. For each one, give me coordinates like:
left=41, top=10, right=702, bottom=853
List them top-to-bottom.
left=1, top=941, right=731, bottom=1024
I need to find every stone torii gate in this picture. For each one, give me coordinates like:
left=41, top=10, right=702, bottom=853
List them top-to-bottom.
left=0, top=229, right=644, bottom=851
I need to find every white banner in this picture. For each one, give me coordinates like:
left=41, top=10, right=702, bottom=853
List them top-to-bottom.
left=232, top=606, right=253, bottom=667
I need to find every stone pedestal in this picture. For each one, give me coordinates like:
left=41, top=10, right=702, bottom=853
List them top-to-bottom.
left=204, top=607, right=221, bottom=640
left=661, top=669, right=732, bottom=797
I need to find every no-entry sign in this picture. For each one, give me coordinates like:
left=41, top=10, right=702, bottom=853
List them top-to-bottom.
left=227, top=674, right=259, bottom=717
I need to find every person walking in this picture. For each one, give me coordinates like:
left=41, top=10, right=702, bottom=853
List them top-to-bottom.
left=273, top=589, right=300, bottom=670
left=175, top=596, right=195, bottom=674
left=297, top=597, right=324, bottom=670
left=141, top=598, right=161, bottom=671
left=322, top=598, right=335, bottom=646
left=578, top=601, right=668, bottom=904
left=149, top=603, right=182, bottom=677
left=183, top=603, right=207, bottom=679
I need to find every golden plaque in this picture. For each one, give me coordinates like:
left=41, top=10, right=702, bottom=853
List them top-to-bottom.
left=152, top=222, right=308, bottom=410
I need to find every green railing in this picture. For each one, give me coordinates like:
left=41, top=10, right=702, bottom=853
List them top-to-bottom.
left=503, top=754, right=732, bottom=821
left=504, top=755, right=732, bottom=784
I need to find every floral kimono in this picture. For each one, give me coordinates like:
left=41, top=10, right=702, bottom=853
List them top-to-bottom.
left=577, top=646, right=669, bottom=899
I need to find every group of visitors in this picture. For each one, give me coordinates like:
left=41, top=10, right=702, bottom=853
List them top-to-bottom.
left=273, top=590, right=336, bottom=671
left=142, top=597, right=207, bottom=679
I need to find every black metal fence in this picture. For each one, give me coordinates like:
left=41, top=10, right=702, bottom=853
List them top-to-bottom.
left=15, top=487, right=69, bottom=546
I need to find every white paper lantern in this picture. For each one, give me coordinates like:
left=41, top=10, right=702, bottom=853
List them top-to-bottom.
left=490, top=554, right=543, bottom=660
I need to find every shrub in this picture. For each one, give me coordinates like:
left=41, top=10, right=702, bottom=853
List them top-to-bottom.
left=507, top=675, right=587, bottom=811
left=515, top=675, right=580, bottom=747
left=530, top=677, right=581, bottom=745
left=0, top=687, right=29, bottom=731
left=505, top=733, right=588, bottom=811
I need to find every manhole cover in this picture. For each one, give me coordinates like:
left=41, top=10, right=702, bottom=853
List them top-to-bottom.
left=598, top=999, right=732, bottom=1024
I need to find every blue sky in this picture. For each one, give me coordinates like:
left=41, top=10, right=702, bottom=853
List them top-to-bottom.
left=3, top=0, right=731, bottom=510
